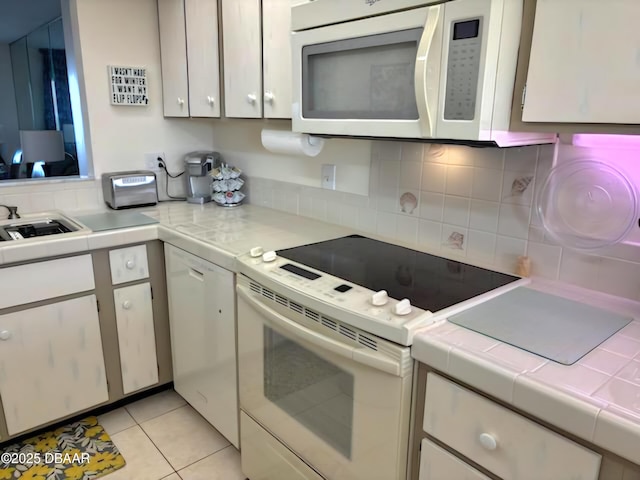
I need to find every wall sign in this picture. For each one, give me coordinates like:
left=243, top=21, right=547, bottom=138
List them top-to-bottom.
left=109, top=65, right=149, bottom=106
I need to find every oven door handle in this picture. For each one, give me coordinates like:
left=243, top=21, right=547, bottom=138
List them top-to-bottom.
left=238, top=285, right=402, bottom=376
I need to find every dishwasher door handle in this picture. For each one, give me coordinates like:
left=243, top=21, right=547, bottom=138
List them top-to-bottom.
left=237, top=284, right=401, bottom=376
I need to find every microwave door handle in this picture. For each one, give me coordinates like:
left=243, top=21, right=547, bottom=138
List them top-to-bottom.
left=415, top=5, right=443, bottom=138
left=237, top=285, right=401, bottom=376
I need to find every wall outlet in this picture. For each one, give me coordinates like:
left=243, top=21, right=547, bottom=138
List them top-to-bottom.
left=144, top=152, right=165, bottom=171
left=321, top=164, right=336, bottom=190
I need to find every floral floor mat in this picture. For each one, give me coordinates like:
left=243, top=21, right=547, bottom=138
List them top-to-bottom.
left=0, top=416, right=125, bottom=480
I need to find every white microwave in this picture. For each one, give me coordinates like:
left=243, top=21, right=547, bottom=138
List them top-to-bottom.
left=292, top=0, right=554, bottom=147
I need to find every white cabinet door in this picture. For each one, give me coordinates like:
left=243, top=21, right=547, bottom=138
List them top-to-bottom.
left=158, top=0, right=190, bottom=117
left=185, top=0, right=221, bottom=117
left=221, top=0, right=262, bottom=118
left=262, top=0, right=292, bottom=119
left=523, top=0, right=640, bottom=123
left=165, top=245, right=239, bottom=448
left=114, top=283, right=158, bottom=394
left=0, top=296, right=108, bottom=435
left=419, top=440, right=491, bottom=480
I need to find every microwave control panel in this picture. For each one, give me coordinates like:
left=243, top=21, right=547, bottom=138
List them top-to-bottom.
left=444, top=17, right=483, bottom=121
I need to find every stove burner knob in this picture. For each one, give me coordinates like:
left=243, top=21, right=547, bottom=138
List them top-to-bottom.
left=250, top=247, right=264, bottom=258
left=262, top=251, right=277, bottom=263
left=371, top=290, right=389, bottom=306
left=394, top=299, right=412, bottom=316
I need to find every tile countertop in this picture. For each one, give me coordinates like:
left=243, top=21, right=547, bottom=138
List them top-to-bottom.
left=0, top=203, right=350, bottom=270
left=412, top=277, right=640, bottom=465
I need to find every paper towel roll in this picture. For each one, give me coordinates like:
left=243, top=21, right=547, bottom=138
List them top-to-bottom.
left=261, top=129, right=325, bottom=157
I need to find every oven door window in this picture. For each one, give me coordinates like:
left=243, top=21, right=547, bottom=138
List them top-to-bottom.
left=302, top=28, right=422, bottom=120
left=264, top=326, right=354, bottom=459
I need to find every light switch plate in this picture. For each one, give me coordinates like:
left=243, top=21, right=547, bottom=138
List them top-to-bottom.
left=322, top=164, right=336, bottom=190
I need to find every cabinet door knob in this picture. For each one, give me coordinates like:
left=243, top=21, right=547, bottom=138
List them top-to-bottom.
left=264, top=91, right=275, bottom=103
left=246, top=93, right=257, bottom=104
left=207, top=96, right=215, bottom=106
left=177, top=97, right=185, bottom=106
left=125, top=260, right=135, bottom=270
left=122, top=300, right=132, bottom=310
left=0, top=330, right=11, bottom=341
left=479, top=433, right=498, bottom=451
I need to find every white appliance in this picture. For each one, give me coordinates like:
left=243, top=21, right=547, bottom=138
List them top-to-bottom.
left=292, top=0, right=553, bottom=147
left=236, top=235, right=526, bottom=480
left=165, top=245, right=239, bottom=448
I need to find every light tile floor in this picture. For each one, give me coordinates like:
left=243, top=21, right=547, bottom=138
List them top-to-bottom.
left=97, top=390, right=245, bottom=480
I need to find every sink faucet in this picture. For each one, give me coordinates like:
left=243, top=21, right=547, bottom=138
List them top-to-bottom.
left=0, top=205, right=20, bottom=219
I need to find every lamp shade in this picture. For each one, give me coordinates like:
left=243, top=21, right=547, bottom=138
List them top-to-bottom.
left=19, top=130, right=65, bottom=163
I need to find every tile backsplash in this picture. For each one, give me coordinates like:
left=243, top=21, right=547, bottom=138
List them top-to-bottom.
left=247, top=141, right=640, bottom=302
left=0, top=179, right=104, bottom=214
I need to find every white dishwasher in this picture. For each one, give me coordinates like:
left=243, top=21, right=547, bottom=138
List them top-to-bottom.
left=165, top=245, right=239, bottom=448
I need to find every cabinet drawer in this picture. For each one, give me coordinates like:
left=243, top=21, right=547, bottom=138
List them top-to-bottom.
left=109, top=245, right=149, bottom=285
left=0, top=255, right=94, bottom=310
left=423, top=373, right=601, bottom=480
left=240, top=412, right=323, bottom=480
left=419, top=439, right=490, bottom=480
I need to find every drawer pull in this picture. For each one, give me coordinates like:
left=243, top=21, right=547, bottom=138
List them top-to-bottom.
left=125, top=260, right=135, bottom=270
left=122, top=300, right=132, bottom=310
left=0, top=330, right=11, bottom=341
left=479, top=433, right=498, bottom=451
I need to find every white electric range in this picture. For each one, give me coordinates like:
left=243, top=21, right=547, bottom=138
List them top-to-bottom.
left=235, top=234, right=527, bottom=480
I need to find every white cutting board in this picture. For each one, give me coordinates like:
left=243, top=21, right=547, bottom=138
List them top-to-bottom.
left=448, top=287, right=633, bottom=365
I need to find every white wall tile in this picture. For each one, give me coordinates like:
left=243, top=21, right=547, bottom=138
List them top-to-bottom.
left=372, top=141, right=402, bottom=162
left=401, top=142, right=424, bottom=163
left=424, top=144, right=447, bottom=164
left=446, top=145, right=475, bottom=166
left=504, top=146, right=538, bottom=173
left=473, top=148, right=504, bottom=170
left=379, top=160, right=400, bottom=189
left=400, top=161, right=422, bottom=190
left=421, top=163, right=446, bottom=193
left=445, top=165, right=473, bottom=197
left=472, top=167, right=503, bottom=202
left=501, top=171, right=535, bottom=205
left=377, top=186, right=399, bottom=213
left=53, top=190, right=78, bottom=211
left=399, top=190, right=419, bottom=216
left=419, top=192, right=444, bottom=221
left=4, top=194, right=33, bottom=214
left=299, top=196, right=312, bottom=218
left=443, top=196, right=470, bottom=227
left=311, top=197, right=327, bottom=221
left=326, top=200, right=341, bottom=225
left=469, top=200, right=499, bottom=233
left=498, top=204, right=531, bottom=239
left=340, top=205, right=359, bottom=227
left=357, top=208, right=377, bottom=233
left=376, top=211, right=397, bottom=239
left=397, top=215, right=419, bottom=243
left=418, top=220, right=442, bottom=248
left=441, top=225, right=468, bottom=254
left=528, top=225, right=545, bottom=243
left=467, top=230, right=496, bottom=263
left=495, top=236, right=527, bottom=272
left=527, top=241, right=562, bottom=279
left=559, top=250, right=601, bottom=290
left=596, top=257, right=640, bottom=300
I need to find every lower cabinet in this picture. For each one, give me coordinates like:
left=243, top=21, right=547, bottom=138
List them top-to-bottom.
left=165, top=245, right=239, bottom=448
left=114, top=283, right=158, bottom=394
left=0, top=295, right=108, bottom=435
left=419, top=440, right=490, bottom=480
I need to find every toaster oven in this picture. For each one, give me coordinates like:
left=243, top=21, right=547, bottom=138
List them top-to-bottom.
left=102, top=171, right=158, bottom=209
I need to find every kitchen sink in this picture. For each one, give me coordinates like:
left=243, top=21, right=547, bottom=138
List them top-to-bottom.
left=0, top=213, right=89, bottom=241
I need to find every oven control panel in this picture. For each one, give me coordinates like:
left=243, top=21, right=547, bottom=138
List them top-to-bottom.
left=237, top=249, right=436, bottom=345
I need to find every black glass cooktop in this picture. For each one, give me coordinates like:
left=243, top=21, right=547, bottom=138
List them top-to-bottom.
left=277, top=235, right=520, bottom=313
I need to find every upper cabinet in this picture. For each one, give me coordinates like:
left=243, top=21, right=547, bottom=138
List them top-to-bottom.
left=158, top=0, right=221, bottom=118
left=222, top=0, right=292, bottom=119
left=514, top=0, right=640, bottom=130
